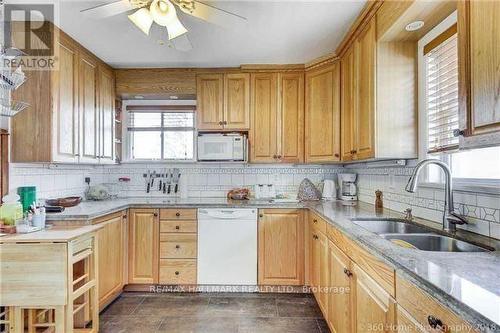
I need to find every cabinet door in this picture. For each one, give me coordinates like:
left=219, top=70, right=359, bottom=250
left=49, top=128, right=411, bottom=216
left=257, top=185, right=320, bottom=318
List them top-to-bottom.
left=458, top=1, right=500, bottom=142
left=355, top=20, right=376, bottom=160
left=53, top=35, right=79, bottom=163
left=341, top=46, right=356, bottom=161
left=79, top=52, right=99, bottom=163
left=305, top=64, right=341, bottom=163
left=98, top=66, right=115, bottom=164
left=224, top=73, right=250, bottom=129
left=250, top=73, right=278, bottom=163
left=279, top=73, right=304, bottom=163
left=196, top=74, right=224, bottom=130
left=128, top=209, right=159, bottom=284
left=258, top=209, right=304, bottom=285
left=96, top=212, right=126, bottom=310
left=311, top=226, right=320, bottom=292
left=317, top=231, right=329, bottom=315
left=327, top=241, right=352, bottom=333
left=352, top=263, right=396, bottom=333
left=397, top=307, right=427, bottom=333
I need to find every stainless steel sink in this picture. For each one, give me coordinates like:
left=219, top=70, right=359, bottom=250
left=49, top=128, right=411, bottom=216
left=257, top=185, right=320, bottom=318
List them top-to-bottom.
left=352, top=218, right=431, bottom=234
left=380, top=234, right=490, bottom=252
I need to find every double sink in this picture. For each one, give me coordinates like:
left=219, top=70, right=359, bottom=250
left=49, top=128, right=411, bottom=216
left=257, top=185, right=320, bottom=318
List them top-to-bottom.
left=352, top=218, right=491, bottom=253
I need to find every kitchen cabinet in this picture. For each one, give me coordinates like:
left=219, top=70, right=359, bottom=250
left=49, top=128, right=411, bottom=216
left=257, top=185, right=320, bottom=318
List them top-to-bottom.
left=458, top=0, right=500, bottom=148
left=341, top=19, right=376, bottom=161
left=10, top=26, right=115, bottom=164
left=305, top=63, right=341, bottom=163
left=250, top=72, right=304, bottom=163
left=196, top=73, right=250, bottom=130
left=128, top=209, right=159, bottom=284
left=258, top=209, right=304, bottom=285
left=94, top=211, right=127, bottom=310
left=310, top=214, right=329, bottom=315
left=327, top=240, right=351, bottom=333
left=351, top=262, right=396, bottom=332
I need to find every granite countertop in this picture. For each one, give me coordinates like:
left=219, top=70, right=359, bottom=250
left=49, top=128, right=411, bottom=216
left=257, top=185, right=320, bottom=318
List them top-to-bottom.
left=45, top=197, right=500, bottom=332
left=0, top=224, right=102, bottom=243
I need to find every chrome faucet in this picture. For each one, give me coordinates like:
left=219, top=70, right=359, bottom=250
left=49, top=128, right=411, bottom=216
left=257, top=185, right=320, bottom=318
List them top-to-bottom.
left=405, top=159, right=468, bottom=232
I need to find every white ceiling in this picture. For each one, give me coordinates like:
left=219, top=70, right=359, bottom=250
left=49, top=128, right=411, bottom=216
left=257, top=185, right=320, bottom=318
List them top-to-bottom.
left=58, top=0, right=366, bottom=68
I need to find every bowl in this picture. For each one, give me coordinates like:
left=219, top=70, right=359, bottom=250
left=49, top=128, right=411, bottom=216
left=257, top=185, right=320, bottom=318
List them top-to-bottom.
left=45, top=196, right=82, bottom=208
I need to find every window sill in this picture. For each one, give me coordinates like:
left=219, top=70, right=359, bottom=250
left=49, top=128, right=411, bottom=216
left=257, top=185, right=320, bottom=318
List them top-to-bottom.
left=419, top=180, right=500, bottom=196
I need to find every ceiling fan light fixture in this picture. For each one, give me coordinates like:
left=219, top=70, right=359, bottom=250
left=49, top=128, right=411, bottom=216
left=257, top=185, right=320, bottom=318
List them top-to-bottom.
left=150, top=0, right=188, bottom=40
left=128, top=8, right=153, bottom=35
left=166, top=18, right=188, bottom=40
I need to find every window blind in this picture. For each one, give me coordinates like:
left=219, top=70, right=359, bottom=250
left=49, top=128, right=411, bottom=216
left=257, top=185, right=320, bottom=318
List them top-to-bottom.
left=425, top=29, right=459, bottom=153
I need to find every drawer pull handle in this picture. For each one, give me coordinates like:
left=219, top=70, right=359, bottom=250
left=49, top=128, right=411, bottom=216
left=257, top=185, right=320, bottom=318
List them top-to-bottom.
left=176, top=212, right=181, bottom=217
left=175, top=225, right=180, bottom=230
left=175, top=245, right=180, bottom=249
left=343, top=268, right=353, bottom=277
left=175, top=271, right=180, bottom=275
left=427, top=315, right=445, bottom=330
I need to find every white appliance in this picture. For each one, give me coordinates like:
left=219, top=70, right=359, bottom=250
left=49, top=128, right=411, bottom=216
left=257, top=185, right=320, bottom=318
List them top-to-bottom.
left=197, top=133, right=247, bottom=162
left=338, top=173, right=358, bottom=201
left=322, top=179, right=337, bottom=200
left=197, top=208, right=257, bottom=285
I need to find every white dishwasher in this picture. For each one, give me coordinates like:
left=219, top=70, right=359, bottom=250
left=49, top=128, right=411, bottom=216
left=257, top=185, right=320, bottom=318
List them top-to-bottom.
left=197, top=208, right=257, bottom=285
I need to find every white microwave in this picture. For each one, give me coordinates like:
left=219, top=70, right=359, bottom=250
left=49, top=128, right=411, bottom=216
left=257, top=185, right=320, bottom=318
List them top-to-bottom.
left=197, top=133, right=247, bottom=162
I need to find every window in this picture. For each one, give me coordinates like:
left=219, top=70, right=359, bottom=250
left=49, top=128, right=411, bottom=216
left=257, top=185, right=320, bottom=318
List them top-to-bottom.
left=419, top=14, right=500, bottom=184
left=127, top=106, right=195, bottom=161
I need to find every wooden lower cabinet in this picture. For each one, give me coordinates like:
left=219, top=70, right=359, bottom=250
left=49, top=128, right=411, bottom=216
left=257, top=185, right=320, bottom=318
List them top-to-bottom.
left=128, top=209, right=159, bottom=284
left=258, top=209, right=304, bottom=285
left=94, top=211, right=127, bottom=310
left=311, top=223, right=329, bottom=315
left=327, top=240, right=351, bottom=333
left=159, top=259, right=197, bottom=285
left=397, top=307, right=427, bottom=333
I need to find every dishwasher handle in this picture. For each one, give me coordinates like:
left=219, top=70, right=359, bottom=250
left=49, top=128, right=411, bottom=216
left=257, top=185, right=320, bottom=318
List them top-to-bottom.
left=198, top=209, right=257, bottom=220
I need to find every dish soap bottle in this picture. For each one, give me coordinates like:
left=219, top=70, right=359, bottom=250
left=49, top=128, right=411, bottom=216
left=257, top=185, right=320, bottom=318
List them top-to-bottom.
left=375, top=190, right=383, bottom=212
left=0, top=193, right=23, bottom=225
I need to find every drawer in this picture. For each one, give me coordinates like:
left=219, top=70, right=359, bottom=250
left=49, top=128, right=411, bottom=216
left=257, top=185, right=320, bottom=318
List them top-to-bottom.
left=160, top=209, right=197, bottom=220
left=310, top=211, right=327, bottom=234
left=160, top=220, right=197, bottom=233
left=160, top=234, right=197, bottom=259
left=72, top=236, right=93, bottom=256
left=159, top=259, right=196, bottom=284
left=396, top=274, right=477, bottom=333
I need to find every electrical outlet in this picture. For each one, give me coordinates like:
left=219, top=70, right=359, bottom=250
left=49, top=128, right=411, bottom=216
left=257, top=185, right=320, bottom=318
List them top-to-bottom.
left=85, top=177, right=91, bottom=185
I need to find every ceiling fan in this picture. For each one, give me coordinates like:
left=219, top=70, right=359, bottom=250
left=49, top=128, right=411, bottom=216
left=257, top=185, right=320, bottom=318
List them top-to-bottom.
left=80, top=0, right=247, bottom=50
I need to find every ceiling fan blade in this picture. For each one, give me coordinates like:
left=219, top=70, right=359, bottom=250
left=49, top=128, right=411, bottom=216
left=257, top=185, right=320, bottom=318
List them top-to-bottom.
left=80, top=0, right=134, bottom=18
left=176, top=1, right=247, bottom=29
left=170, top=34, right=193, bottom=52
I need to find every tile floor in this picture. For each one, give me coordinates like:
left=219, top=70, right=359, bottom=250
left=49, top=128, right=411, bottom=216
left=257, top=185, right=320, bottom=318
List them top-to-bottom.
left=100, top=292, right=330, bottom=333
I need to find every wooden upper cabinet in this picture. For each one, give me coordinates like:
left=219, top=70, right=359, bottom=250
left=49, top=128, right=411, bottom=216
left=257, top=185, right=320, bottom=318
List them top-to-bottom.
left=458, top=0, right=500, bottom=147
left=341, top=19, right=376, bottom=161
left=355, top=20, right=376, bottom=160
left=53, top=34, right=80, bottom=163
left=341, top=46, right=356, bottom=162
left=78, top=52, right=99, bottom=163
left=305, top=63, right=341, bottom=163
left=98, top=66, right=115, bottom=163
left=224, top=73, right=250, bottom=129
left=250, top=73, right=278, bottom=162
left=280, top=73, right=304, bottom=163
left=196, top=74, right=224, bottom=130
left=128, top=209, right=159, bottom=284
left=258, top=209, right=304, bottom=285
left=95, top=211, right=126, bottom=310
left=327, top=240, right=352, bottom=333
left=352, top=262, right=396, bottom=333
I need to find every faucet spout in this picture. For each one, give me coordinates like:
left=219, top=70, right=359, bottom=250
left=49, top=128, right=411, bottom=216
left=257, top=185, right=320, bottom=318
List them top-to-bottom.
left=405, top=159, right=467, bottom=232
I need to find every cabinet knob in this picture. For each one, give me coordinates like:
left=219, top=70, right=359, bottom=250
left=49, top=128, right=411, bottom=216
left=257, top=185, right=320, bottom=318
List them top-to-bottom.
left=219, top=121, right=224, bottom=125
left=223, top=121, right=227, bottom=125
left=334, top=153, right=340, bottom=158
left=273, top=155, right=277, bottom=159
left=277, top=155, right=282, bottom=159
left=176, top=212, right=181, bottom=217
left=153, top=213, right=158, bottom=217
left=259, top=214, right=264, bottom=218
left=123, top=215, right=127, bottom=219
left=313, top=219, right=318, bottom=223
left=175, top=225, right=180, bottom=230
left=313, top=234, right=318, bottom=240
left=175, top=245, right=180, bottom=249
left=343, top=268, right=353, bottom=277
left=175, top=271, right=180, bottom=275
left=427, top=315, right=445, bottom=330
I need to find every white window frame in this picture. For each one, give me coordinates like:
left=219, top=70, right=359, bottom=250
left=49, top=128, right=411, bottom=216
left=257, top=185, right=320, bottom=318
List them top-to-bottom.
left=417, top=12, right=500, bottom=194
left=122, top=100, right=197, bottom=163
